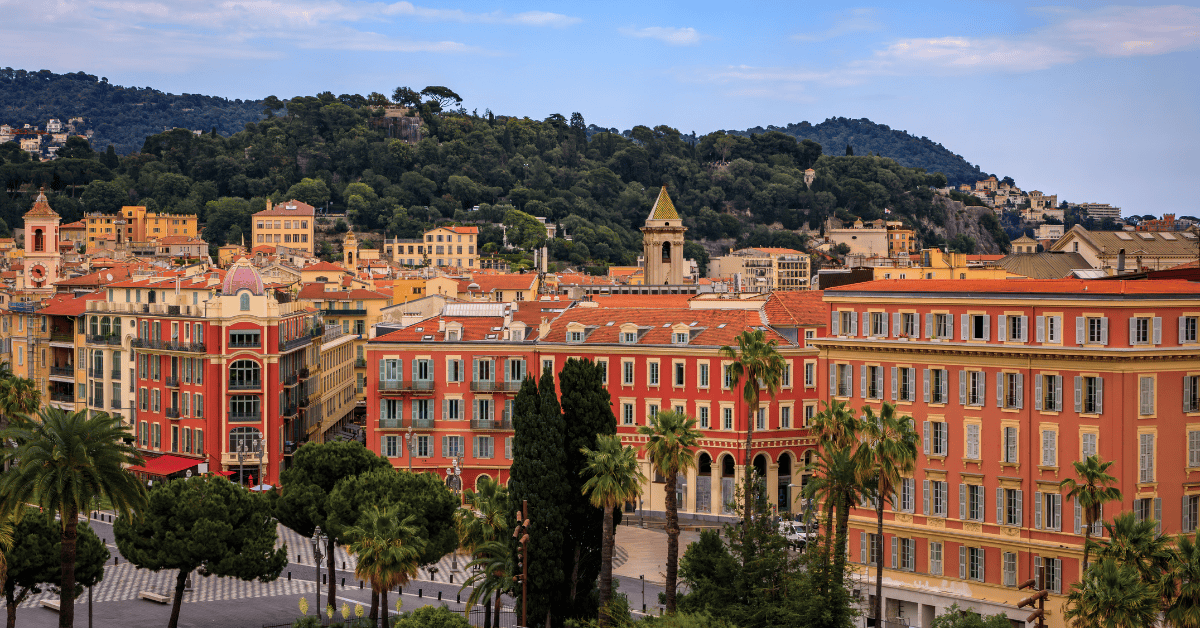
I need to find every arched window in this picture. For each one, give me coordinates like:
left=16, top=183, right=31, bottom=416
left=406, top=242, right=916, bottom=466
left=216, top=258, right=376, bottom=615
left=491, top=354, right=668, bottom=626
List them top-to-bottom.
left=33, top=229, right=44, bottom=252
left=661, top=241, right=671, bottom=262
left=240, top=293, right=250, bottom=311
left=99, top=316, right=111, bottom=337
left=113, top=317, right=122, bottom=332
left=91, top=349, right=104, bottom=371
left=229, top=360, right=261, bottom=388
left=228, top=426, right=262, bottom=452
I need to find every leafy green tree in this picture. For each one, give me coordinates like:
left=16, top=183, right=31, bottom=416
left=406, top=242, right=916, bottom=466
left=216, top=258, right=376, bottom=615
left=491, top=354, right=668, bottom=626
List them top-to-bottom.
left=421, top=86, right=463, bottom=111
left=392, top=87, right=421, bottom=108
left=55, top=137, right=94, bottom=160
left=285, top=177, right=331, bottom=208
left=80, top=179, right=127, bottom=214
left=503, top=208, right=548, bottom=250
left=719, top=329, right=785, bottom=532
left=557, top=358, right=617, bottom=616
left=508, top=371, right=569, bottom=628
left=0, top=375, right=39, bottom=432
left=859, top=403, right=918, bottom=624
left=0, top=408, right=145, bottom=628
left=638, top=411, right=701, bottom=613
left=581, top=434, right=645, bottom=628
left=275, top=440, right=390, bottom=613
left=803, top=444, right=869, bottom=594
left=1060, top=455, right=1122, bottom=570
left=327, top=468, right=459, bottom=568
left=115, top=476, right=287, bottom=628
left=456, top=478, right=510, bottom=628
left=344, top=507, right=423, bottom=628
left=3, top=512, right=108, bottom=628
left=1091, top=512, right=1174, bottom=606
left=676, top=530, right=739, bottom=616
left=1168, top=531, right=1200, bottom=628
left=460, top=539, right=516, bottom=628
left=1064, top=558, right=1161, bottom=628
left=928, top=603, right=1012, bottom=628
left=392, top=604, right=471, bottom=628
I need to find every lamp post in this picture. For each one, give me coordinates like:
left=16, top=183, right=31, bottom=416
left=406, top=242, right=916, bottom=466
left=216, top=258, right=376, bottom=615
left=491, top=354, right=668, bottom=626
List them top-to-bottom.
left=405, top=425, right=415, bottom=472
left=237, top=443, right=246, bottom=486
left=447, top=456, right=463, bottom=571
left=513, top=501, right=530, bottom=628
left=312, top=526, right=327, bottom=618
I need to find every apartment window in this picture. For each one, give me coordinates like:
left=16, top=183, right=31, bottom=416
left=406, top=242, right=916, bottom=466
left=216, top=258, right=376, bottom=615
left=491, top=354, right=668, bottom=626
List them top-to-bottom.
left=834, top=311, right=857, bottom=336
left=869, top=312, right=887, bottom=337
left=898, top=312, right=918, bottom=338
left=933, top=313, right=953, bottom=339
left=967, top=314, right=990, bottom=341
left=1038, top=314, right=1062, bottom=343
left=1003, top=315, right=1028, bottom=342
left=1080, top=316, right=1108, bottom=345
left=1131, top=316, right=1154, bottom=345
left=1182, top=316, right=1199, bottom=344
left=568, top=330, right=582, bottom=342
left=620, top=331, right=637, bottom=344
left=674, top=332, right=688, bottom=345
left=623, top=361, right=635, bottom=386
left=649, top=362, right=659, bottom=386
left=674, top=362, right=684, bottom=387
left=804, top=362, right=815, bottom=388
left=698, top=363, right=710, bottom=388
left=782, top=363, right=791, bottom=387
left=835, top=364, right=852, bottom=397
left=724, top=365, right=733, bottom=389
left=863, top=365, right=883, bottom=399
left=892, top=367, right=915, bottom=402
left=927, top=368, right=947, bottom=404
left=964, top=370, right=985, bottom=406
left=1001, top=372, right=1023, bottom=409
left=1037, top=374, right=1063, bottom=411
left=1186, top=375, right=1200, bottom=412
left=1075, top=376, right=1104, bottom=414
left=1139, top=376, right=1156, bottom=416
left=622, top=403, right=634, bottom=425
left=804, top=403, right=816, bottom=426
left=648, top=404, right=659, bottom=420
left=699, top=406, right=710, bottom=429
left=780, top=406, right=791, bottom=429
left=723, top=407, right=733, bottom=430
left=755, top=407, right=766, bottom=430
left=923, top=420, right=948, bottom=456
left=965, top=424, right=980, bottom=460
left=1003, top=426, right=1019, bottom=463
left=1042, top=430, right=1057, bottom=466
left=1082, top=432, right=1098, bottom=460
left=1139, top=433, right=1155, bottom=483
left=383, top=435, right=398, bottom=457
left=416, top=435, right=430, bottom=457
left=442, top=435, right=465, bottom=458
left=474, top=436, right=494, bottom=459
left=505, top=437, right=513, bottom=460
left=898, top=477, right=915, bottom=512
left=924, top=480, right=948, bottom=517
left=961, top=484, right=984, bottom=521
left=999, top=488, right=1023, bottom=526
left=1035, top=492, right=1062, bottom=531
left=1184, top=495, right=1199, bottom=533
left=863, top=533, right=882, bottom=566
left=896, top=537, right=915, bottom=571
left=929, top=542, right=943, bottom=576
left=960, top=546, right=985, bottom=582
left=1003, top=552, right=1017, bottom=587
left=1035, top=557, right=1062, bottom=594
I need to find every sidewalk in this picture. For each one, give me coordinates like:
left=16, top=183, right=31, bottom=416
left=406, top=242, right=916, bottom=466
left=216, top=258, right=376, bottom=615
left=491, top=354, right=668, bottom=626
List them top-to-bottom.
left=612, top=525, right=701, bottom=585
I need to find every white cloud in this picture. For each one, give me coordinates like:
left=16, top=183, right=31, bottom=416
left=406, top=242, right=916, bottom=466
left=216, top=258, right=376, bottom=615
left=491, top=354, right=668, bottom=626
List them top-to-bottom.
left=380, top=2, right=580, bottom=27
left=792, top=8, right=881, bottom=42
left=620, top=26, right=701, bottom=46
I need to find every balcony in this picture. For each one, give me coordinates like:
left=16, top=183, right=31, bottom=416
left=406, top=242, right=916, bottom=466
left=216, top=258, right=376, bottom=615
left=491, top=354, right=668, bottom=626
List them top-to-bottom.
left=322, top=308, right=368, bottom=317
left=50, top=332, right=74, bottom=344
left=86, top=334, right=122, bottom=346
left=278, top=336, right=311, bottom=353
left=228, top=341, right=260, bottom=350
left=188, top=342, right=206, bottom=353
left=355, top=358, right=367, bottom=368
left=50, top=366, right=74, bottom=378
left=88, top=367, right=104, bottom=379
left=299, top=367, right=312, bottom=379
left=111, top=370, right=122, bottom=380
left=282, top=374, right=298, bottom=387
left=165, top=377, right=179, bottom=388
left=229, top=380, right=261, bottom=391
left=378, top=380, right=435, bottom=393
left=469, top=381, right=522, bottom=393
left=50, top=392, right=74, bottom=403
left=299, top=395, right=313, bottom=408
left=109, top=399, right=122, bottom=410
left=281, top=405, right=298, bottom=418
left=165, top=408, right=180, bottom=419
left=229, top=411, right=262, bottom=422
left=411, top=417, right=435, bottom=429
left=378, top=418, right=404, bottom=429
left=470, top=418, right=514, bottom=430
left=221, top=451, right=265, bottom=466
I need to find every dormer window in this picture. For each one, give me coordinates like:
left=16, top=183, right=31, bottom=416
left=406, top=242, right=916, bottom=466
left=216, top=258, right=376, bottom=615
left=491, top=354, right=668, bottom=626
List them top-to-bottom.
left=446, top=330, right=459, bottom=341
left=569, top=331, right=583, bottom=342
left=621, top=332, right=637, bottom=344
left=674, top=332, right=688, bottom=345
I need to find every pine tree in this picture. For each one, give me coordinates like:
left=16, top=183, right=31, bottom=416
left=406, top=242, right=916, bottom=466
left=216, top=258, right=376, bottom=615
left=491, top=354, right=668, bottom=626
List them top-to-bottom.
left=557, top=358, right=617, bottom=617
left=508, top=370, right=569, bottom=627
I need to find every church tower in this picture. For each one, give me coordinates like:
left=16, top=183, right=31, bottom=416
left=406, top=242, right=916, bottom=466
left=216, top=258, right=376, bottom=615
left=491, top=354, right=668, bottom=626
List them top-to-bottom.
left=641, top=186, right=687, bottom=285
left=22, top=188, right=61, bottom=293
left=343, top=230, right=359, bottom=268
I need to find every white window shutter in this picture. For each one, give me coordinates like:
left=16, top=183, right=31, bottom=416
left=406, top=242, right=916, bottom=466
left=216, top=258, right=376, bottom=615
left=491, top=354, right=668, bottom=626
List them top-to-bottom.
left=831, top=312, right=839, bottom=335
left=861, top=312, right=869, bottom=337
left=892, top=312, right=901, bottom=337
left=850, top=313, right=858, bottom=336
left=925, top=313, right=933, bottom=339
left=947, top=314, right=954, bottom=339
left=993, top=315, right=1001, bottom=341
left=961, top=316, right=969, bottom=341
left=1020, top=316, right=1029, bottom=341
left=1036, top=316, right=1045, bottom=342
left=1075, top=316, right=1085, bottom=344
left=1181, top=316, right=1188, bottom=344
left=1101, top=317, right=1109, bottom=345
left=1130, top=317, right=1138, bottom=345
left=1154, top=317, right=1162, bottom=345
left=829, top=364, right=837, bottom=396
left=860, top=366, right=868, bottom=399
left=843, top=367, right=853, bottom=397
left=891, top=367, right=898, bottom=401
left=875, top=368, right=884, bottom=400
left=909, top=368, right=917, bottom=401
left=923, top=369, right=931, bottom=402
left=940, top=369, right=948, bottom=402
left=959, top=370, right=967, bottom=405
left=997, top=372, right=1005, bottom=407
left=1016, top=374, right=1024, bottom=409
left=1035, top=375, right=1043, bottom=411
left=1055, top=375, right=1063, bottom=411
left=1074, top=376, right=1083, bottom=413
left=1096, top=377, right=1104, bottom=414
left=1187, top=377, right=1196, bottom=414
left=442, top=399, right=448, bottom=421
left=923, top=421, right=931, bottom=455
left=940, top=425, right=948, bottom=457
left=923, top=480, right=930, bottom=515
left=959, top=483, right=967, bottom=520
left=996, top=487, right=1004, bottom=524
left=1015, top=490, right=1023, bottom=526
left=1034, top=492, right=1043, bottom=529
left=1053, top=495, right=1062, bottom=531
left=1184, top=496, right=1193, bottom=532
left=1075, top=497, right=1082, bottom=534
left=1155, top=498, right=1163, bottom=534
left=860, top=531, right=867, bottom=564
left=891, top=537, right=898, bottom=568
left=959, top=546, right=967, bottom=580
left=1034, top=557, right=1043, bottom=589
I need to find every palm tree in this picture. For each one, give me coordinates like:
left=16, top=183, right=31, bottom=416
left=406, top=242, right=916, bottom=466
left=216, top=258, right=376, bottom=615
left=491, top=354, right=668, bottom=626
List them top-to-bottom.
left=719, top=329, right=785, bottom=531
left=0, top=374, right=39, bottom=473
left=809, top=400, right=859, bottom=450
left=804, top=401, right=863, bottom=575
left=860, top=403, right=918, bottom=624
left=0, top=407, right=145, bottom=628
left=637, top=410, right=701, bottom=614
left=581, top=433, right=645, bottom=628
left=803, top=443, right=870, bottom=592
left=1060, top=455, right=1122, bottom=570
left=456, top=478, right=510, bottom=628
left=344, top=507, right=425, bottom=628
left=1092, top=512, right=1174, bottom=610
left=0, top=513, right=13, bottom=595
left=1167, top=532, right=1200, bottom=628
left=460, top=538, right=517, bottom=628
left=1063, top=557, right=1160, bottom=628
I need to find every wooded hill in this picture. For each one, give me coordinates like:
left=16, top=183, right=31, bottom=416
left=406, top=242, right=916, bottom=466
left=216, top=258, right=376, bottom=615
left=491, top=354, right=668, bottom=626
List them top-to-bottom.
left=0, top=69, right=265, bottom=154
left=0, top=84, right=1010, bottom=267
left=732, top=117, right=991, bottom=188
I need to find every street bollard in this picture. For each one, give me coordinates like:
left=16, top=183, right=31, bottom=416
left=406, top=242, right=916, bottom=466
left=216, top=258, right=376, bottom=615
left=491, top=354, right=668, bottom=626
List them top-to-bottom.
left=297, top=553, right=301, bottom=562
left=342, top=561, right=346, bottom=570
left=287, top=572, right=291, bottom=580
left=322, top=574, right=326, bottom=584
left=341, top=578, right=345, bottom=586
left=360, top=581, right=363, bottom=589
left=418, top=589, right=422, bottom=598
left=437, top=591, right=442, bottom=601
left=456, top=594, right=460, bottom=604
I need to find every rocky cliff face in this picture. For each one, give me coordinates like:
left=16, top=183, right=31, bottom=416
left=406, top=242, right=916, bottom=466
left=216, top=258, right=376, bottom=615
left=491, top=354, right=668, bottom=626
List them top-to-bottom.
left=917, top=196, right=1010, bottom=254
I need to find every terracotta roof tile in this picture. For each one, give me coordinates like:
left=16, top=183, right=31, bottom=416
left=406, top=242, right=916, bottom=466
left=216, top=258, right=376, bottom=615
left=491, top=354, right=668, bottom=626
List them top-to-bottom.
left=254, top=199, right=315, bottom=217
left=827, top=278, right=1200, bottom=295
left=763, top=291, right=826, bottom=327
left=544, top=307, right=789, bottom=347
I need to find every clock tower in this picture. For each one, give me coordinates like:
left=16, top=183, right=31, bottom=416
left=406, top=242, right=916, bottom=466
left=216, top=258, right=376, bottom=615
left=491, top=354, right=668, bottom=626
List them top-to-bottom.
left=22, top=188, right=61, bottom=293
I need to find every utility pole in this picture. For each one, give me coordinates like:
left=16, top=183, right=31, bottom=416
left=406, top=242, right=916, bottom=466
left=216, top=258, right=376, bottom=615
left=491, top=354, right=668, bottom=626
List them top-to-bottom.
left=513, top=500, right=530, bottom=628
left=1017, top=576, right=1048, bottom=628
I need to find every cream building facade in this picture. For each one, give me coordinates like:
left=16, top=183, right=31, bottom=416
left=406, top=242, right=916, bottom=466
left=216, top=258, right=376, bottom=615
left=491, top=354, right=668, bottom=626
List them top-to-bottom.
left=252, top=200, right=316, bottom=254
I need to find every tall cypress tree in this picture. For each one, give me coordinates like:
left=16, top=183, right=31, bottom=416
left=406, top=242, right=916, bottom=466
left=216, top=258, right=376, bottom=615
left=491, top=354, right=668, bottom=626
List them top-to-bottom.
left=558, top=358, right=618, bottom=617
left=508, top=370, right=569, bottom=627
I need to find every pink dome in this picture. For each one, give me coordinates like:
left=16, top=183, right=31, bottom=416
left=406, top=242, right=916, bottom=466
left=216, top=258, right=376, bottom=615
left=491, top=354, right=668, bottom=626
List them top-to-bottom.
left=222, top=262, right=264, bottom=296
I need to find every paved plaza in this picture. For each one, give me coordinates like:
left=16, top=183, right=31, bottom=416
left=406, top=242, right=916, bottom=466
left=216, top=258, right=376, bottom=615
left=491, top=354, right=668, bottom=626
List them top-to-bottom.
left=9, top=514, right=679, bottom=627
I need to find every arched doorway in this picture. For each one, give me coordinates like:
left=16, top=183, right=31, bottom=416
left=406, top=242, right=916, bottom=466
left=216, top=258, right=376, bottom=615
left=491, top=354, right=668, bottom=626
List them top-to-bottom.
left=778, top=452, right=793, bottom=514
left=697, top=453, right=712, bottom=514
left=720, top=454, right=736, bottom=515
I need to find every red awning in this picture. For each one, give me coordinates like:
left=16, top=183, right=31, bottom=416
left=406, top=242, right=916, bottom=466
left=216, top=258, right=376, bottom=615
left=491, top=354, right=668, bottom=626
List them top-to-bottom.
left=128, top=455, right=200, bottom=477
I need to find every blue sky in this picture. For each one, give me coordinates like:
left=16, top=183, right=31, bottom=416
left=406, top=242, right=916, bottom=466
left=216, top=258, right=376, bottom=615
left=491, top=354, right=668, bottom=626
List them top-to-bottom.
left=4, top=1, right=1198, bottom=216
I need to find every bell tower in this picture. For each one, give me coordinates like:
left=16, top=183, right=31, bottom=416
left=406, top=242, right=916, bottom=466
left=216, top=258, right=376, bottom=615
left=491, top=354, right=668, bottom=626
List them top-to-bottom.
left=641, top=186, right=687, bottom=285
left=22, top=188, right=61, bottom=293
left=343, top=230, right=359, bottom=268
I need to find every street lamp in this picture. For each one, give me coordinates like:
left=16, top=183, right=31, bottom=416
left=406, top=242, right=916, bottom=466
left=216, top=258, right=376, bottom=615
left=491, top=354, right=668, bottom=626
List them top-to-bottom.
left=405, top=425, right=415, bottom=472
left=446, top=456, right=463, bottom=571
left=312, top=526, right=327, bottom=617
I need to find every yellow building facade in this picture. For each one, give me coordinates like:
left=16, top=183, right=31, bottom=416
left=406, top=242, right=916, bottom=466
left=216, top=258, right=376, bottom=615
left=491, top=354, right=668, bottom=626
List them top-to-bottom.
left=252, top=200, right=316, bottom=254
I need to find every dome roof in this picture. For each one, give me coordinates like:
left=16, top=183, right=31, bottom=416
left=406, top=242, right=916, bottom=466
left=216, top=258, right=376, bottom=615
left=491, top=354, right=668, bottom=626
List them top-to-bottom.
left=222, top=261, right=264, bottom=296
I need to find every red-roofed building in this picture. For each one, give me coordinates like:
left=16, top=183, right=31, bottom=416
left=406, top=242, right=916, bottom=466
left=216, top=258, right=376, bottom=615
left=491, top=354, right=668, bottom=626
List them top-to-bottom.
left=252, top=199, right=315, bottom=254
left=423, top=226, right=480, bottom=269
left=709, top=247, right=811, bottom=293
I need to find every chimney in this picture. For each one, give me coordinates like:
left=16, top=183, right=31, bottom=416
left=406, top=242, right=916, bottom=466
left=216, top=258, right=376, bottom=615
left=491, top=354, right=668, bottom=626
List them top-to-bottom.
left=1117, top=249, right=1126, bottom=274
left=438, top=319, right=446, bottom=332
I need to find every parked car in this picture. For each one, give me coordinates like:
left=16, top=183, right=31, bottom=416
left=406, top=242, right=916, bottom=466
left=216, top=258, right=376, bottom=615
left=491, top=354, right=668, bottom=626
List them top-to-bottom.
left=779, top=520, right=818, bottom=549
